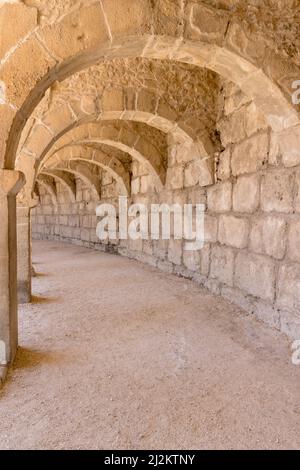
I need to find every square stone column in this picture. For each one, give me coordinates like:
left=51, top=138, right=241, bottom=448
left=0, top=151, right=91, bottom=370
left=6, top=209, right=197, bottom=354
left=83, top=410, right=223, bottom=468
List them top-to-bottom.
left=0, top=170, right=25, bottom=365
left=17, top=199, right=38, bottom=304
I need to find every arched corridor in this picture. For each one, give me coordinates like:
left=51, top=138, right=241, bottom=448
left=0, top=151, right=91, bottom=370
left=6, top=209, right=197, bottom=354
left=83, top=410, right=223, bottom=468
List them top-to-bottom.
left=1, top=0, right=300, bottom=451
left=0, top=240, right=299, bottom=450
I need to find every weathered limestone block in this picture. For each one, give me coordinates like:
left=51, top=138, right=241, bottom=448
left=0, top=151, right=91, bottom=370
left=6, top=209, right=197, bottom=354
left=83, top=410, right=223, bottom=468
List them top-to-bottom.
left=102, top=0, right=152, bottom=37
left=152, top=0, right=184, bottom=36
left=0, top=3, right=37, bottom=58
left=186, top=3, right=229, bottom=45
left=39, top=4, right=109, bottom=60
left=225, top=21, right=267, bottom=68
left=0, top=37, right=56, bottom=107
left=238, top=68, right=298, bottom=132
left=122, top=87, right=137, bottom=112
left=102, top=88, right=124, bottom=113
left=137, top=89, right=159, bottom=115
left=224, top=89, right=251, bottom=116
left=157, top=100, right=178, bottom=128
left=244, top=103, right=268, bottom=137
left=42, top=104, right=75, bottom=136
left=218, top=107, right=247, bottom=145
left=24, top=124, right=53, bottom=157
left=279, top=125, right=300, bottom=168
left=231, top=132, right=269, bottom=176
left=268, top=132, right=281, bottom=166
left=174, top=143, right=193, bottom=165
left=217, top=148, right=231, bottom=181
left=184, top=158, right=214, bottom=187
left=131, top=162, right=139, bottom=179
left=136, top=164, right=150, bottom=178
left=166, top=166, right=184, bottom=190
left=294, top=170, right=300, bottom=213
left=261, top=171, right=294, bottom=213
left=102, top=172, right=114, bottom=186
left=233, top=174, right=260, bottom=213
left=140, top=175, right=152, bottom=194
left=131, top=178, right=140, bottom=195
left=207, top=181, right=232, bottom=213
left=101, top=184, right=116, bottom=199
left=187, top=187, right=206, bottom=205
left=82, top=188, right=92, bottom=202
left=173, top=191, right=187, bottom=206
left=59, top=215, right=68, bottom=226
left=68, top=215, right=80, bottom=228
left=82, top=215, right=91, bottom=228
left=204, top=215, right=218, bottom=243
left=218, top=215, right=249, bottom=249
left=250, top=216, right=287, bottom=260
left=288, top=220, right=300, bottom=263
left=61, top=226, right=73, bottom=238
left=72, top=227, right=81, bottom=239
left=80, top=229, right=90, bottom=242
left=128, top=237, right=143, bottom=253
left=153, top=239, right=168, bottom=261
left=168, top=239, right=182, bottom=266
left=143, top=240, right=154, bottom=256
left=200, top=244, right=211, bottom=276
left=210, top=245, right=234, bottom=286
left=183, top=250, right=200, bottom=272
left=235, top=252, right=276, bottom=302
left=157, top=260, right=173, bottom=274
left=277, top=263, right=300, bottom=313
left=204, top=278, right=220, bottom=296
left=221, top=285, right=254, bottom=314
left=252, top=299, right=280, bottom=329
left=240, top=301, right=279, bottom=337
left=280, top=310, right=300, bottom=340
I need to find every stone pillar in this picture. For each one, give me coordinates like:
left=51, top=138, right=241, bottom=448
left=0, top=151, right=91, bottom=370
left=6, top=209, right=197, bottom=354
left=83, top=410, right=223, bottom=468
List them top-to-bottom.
left=0, top=170, right=25, bottom=365
left=17, top=199, right=38, bottom=304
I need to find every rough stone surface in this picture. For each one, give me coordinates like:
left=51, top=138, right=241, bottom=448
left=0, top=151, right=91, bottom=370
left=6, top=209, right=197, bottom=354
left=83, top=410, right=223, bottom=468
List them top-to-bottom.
left=231, top=133, right=269, bottom=176
left=261, top=171, right=294, bottom=214
left=233, top=175, right=260, bottom=213
left=207, top=182, right=232, bottom=213
left=218, top=215, right=249, bottom=249
left=250, top=216, right=287, bottom=260
left=288, top=220, right=300, bottom=263
left=210, top=245, right=234, bottom=286
left=235, top=252, right=276, bottom=302
left=277, top=263, right=300, bottom=313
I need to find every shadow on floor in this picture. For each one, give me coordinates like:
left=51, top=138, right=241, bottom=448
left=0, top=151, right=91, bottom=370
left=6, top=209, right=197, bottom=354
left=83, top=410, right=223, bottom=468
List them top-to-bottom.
left=33, top=272, right=50, bottom=278
left=31, top=295, right=60, bottom=305
left=12, top=347, right=64, bottom=370
left=0, top=348, right=67, bottom=392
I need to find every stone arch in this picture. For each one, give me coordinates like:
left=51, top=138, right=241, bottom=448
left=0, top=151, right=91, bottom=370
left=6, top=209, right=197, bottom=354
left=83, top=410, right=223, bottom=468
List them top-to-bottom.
left=3, top=33, right=300, bottom=173
left=18, top=86, right=201, bottom=165
left=41, top=122, right=168, bottom=190
left=42, top=146, right=131, bottom=197
left=43, top=160, right=101, bottom=200
left=39, top=169, right=76, bottom=203
left=36, top=175, right=58, bottom=207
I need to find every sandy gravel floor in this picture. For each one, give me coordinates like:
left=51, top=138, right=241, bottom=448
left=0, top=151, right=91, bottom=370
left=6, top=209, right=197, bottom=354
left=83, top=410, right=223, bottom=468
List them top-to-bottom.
left=0, top=240, right=299, bottom=450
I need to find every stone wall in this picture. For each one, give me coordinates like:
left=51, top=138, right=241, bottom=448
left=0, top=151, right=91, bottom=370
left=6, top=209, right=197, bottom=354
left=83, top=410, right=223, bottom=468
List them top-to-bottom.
left=32, top=84, right=300, bottom=340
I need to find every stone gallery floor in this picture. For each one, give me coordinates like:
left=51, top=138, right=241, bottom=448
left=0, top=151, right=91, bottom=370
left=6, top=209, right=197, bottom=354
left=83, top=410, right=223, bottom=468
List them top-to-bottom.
left=0, top=240, right=299, bottom=450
